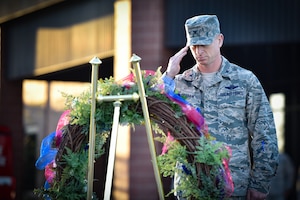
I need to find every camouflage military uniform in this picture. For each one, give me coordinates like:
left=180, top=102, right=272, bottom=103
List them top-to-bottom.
left=163, top=56, right=279, bottom=198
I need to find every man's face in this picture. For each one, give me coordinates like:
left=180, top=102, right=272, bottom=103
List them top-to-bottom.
left=190, top=34, right=223, bottom=66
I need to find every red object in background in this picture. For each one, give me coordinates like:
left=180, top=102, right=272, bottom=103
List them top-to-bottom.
left=0, top=126, right=16, bottom=200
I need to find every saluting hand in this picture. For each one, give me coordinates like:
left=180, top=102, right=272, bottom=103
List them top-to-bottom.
left=166, top=46, right=189, bottom=78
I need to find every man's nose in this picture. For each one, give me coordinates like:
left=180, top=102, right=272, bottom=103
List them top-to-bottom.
left=195, top=45, right=204, bottom=54
left=195, top=46, right=204, bottom=54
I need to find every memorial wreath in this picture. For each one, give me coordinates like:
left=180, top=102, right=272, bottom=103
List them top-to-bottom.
left=34, top=68, right=233, bottom=200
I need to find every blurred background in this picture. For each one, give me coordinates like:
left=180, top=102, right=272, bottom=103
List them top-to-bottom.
left=0, top=0, right=299, bottom=199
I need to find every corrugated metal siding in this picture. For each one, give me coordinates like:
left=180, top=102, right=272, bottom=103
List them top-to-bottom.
left=0, top=0, right=65, bottom=23
left=3, top=0, right=114, bottom=79
left=165, top=0, right=300, bottom=47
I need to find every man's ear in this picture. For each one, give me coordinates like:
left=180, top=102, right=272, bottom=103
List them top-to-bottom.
left=218, top=34, right=224, bottom=47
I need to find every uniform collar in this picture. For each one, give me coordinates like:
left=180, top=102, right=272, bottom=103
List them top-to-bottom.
left=182, top=56, right=232, bottom=89
left=218, top=56, right=232, bottom=78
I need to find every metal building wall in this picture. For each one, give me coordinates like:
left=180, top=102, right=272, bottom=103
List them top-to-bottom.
left=0, top=0, right=65, bottom=23
left=2, top=0, right=114, bottom=80
left=165, top=0, right=300, bottom=47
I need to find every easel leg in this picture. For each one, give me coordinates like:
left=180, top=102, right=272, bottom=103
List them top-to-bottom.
left=130, top=54, right=165, bottom=200
left=87, top=57, right=102, bottom=200
left=104, top=101, right=122, bottom=200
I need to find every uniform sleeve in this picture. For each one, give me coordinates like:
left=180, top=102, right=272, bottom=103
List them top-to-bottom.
left=162, top=73, right=176, bottom=93
left=246, top=73, right=279, bottom=194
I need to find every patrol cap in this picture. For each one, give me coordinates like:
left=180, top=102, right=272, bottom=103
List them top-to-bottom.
left=185, top=15, right=220, bottom=46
